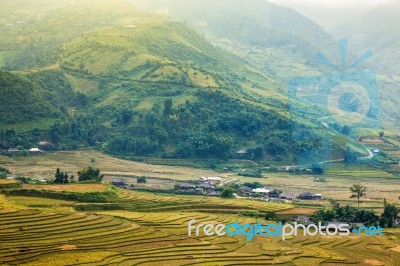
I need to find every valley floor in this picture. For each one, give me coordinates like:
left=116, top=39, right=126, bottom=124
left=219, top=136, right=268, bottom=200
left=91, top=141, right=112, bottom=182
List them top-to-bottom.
left=1, top=150, right=399, bottom=210
left=1, top=151, right=400, bottom=265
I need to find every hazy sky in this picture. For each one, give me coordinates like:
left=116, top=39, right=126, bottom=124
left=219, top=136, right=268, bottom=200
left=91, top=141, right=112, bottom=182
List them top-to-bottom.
left=266, top=0, right=397, bottom=30
left=268, top=0, right=396, bottom=9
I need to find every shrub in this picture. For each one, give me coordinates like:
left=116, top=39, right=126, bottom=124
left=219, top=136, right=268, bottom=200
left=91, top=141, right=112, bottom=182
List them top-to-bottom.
left=78, top=167, right=104, bottom=183
left=137, top=176, right=147, bottom=184
left=0, top=182, right=22, bottom=189
left=221, top=187, right=235, bottom=198
left=1, top=189, right=116, bottom=202
left=241, top=210, right=261, bottom=218
left=265, top=211, right=277, bottom=220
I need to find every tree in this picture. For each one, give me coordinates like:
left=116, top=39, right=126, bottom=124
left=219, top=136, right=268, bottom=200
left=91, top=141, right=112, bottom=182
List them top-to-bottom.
left=79, top=63, right=85, bottom=71
left=163, top=98, right=173, bottom=117
left=341, top=125, right=351, bottom=136
left=379, top=131, right=385, bottom=137
left=344, top=147, right=358, bottom=163
left=311, top=163, right=324, bottom=175
left=78, top=167, right=104, bottom=183
left=54, top=168, right=63, bottom=183
left=54, top=168, right=70, bottom=184
left=63, top=173, right=69, bottom=184
left=137, top=176, right=147, bottom=184
left=244, top=182, right=263, bottom=189
left=349, top=184, right=367, bottom=208
left=221, top=188, right=235, bottom=198
left=269, top=189, right=283, bottom=198
left=328, top=198, right=339, bottom=211
left=381, top=198, right=399, bottom=227
left=311, top=205, right=378, bottom=226
left=265, top=211, right=276, bottom=220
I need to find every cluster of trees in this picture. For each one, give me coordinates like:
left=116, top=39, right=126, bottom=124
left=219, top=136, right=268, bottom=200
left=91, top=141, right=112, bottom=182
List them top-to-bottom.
left=103, top=91, right=332, bottom=162
left=330, top=123, right=351, bottom=136
left=344, top=147, right=358, bottom=163
left=311, top=163, right=325, bottom=175
left=0, top=167, right=10, bottom=178
left=54, top=167, right=103, bottom=184
left=77, top=167, right=104, bottom=183
left=54, top=168, right=74, bottom=183
left=238, top=170, right=263, bottom=178
left=243, top=182, right=263, bottom=189
left=312, top=185, right=400, bottom=228
left=221, top=187, right=235, bottom=198
left=269, top=189, right=283, bottom=198
left=312, top=198, right=400, bottom=228
left=381, top=199, right=400, bottom=227
left=310, top=204, right=379, bottom=226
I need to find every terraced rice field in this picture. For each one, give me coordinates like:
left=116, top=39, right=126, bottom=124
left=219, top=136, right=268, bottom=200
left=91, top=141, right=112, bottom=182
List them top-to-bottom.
left=2, top=150, right=400, bottom=264
left=0, top=151, right=220, bottom=181
left=78, top=189, right=294, bottom=214
left=1, top=208, right=400, bottom=265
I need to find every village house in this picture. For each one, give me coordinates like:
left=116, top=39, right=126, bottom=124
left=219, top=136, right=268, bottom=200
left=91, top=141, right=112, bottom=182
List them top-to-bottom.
left=37, top=141, right=54, bottom=149
left=7, top=148, right=19, bottom=153
left=28, top=148, right=44, bottom=154
left=372, top=148, right=380, bottom=154
left=234, top=149, right=248, bottom=159
left=235, top=150, right=247, bottom=156
left=198, top=176, right=207, bottom=182
left=199, top=176, right=222, bottom=183
left=206, top=177, right=222, bottom=183
left=34, top=178, right=47, bottom=184
left=112, top=179, right=128, bottom=188
left=198, top=182, right=214, bottom=191
left=179, top=183, right=196, bottom=191
left=237, top=186, right=253, bottom=196
left=195, top=188, right=204, bottom=194
left=252, top=188, right=271, bottom=195
left=208, top=191, right=221, bottom=197
left=298, top=192, right=322, bottom=200
left=279, top=193, right=295, bottom=201
left=295, top=215, right=315, bottom=226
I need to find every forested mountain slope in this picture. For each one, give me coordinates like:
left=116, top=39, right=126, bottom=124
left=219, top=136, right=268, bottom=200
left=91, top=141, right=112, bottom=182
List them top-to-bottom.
left=0, top=0, right=356, bottom=162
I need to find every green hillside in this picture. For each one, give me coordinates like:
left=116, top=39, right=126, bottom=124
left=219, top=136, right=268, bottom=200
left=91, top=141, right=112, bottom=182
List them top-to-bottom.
left=0, top=0, right=356, bottom=163
left=0, top=0, right=146, bottom=70
left=131, top=0, right=338, bottom=80
left=131, top=0, right=389, bottom=133
left=0, top=71, right=61, bottom=124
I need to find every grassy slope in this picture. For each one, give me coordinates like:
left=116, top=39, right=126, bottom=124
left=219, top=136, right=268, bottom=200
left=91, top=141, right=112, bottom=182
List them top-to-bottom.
left=0, top=0, right=281, bottom=115
left=131, top=0, right=338, bottom=80
left=133, top=0, right=396, bottom=136
left=0, top=1, right=285, bottom=126
left=0, top=71, right=61, bottom=125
